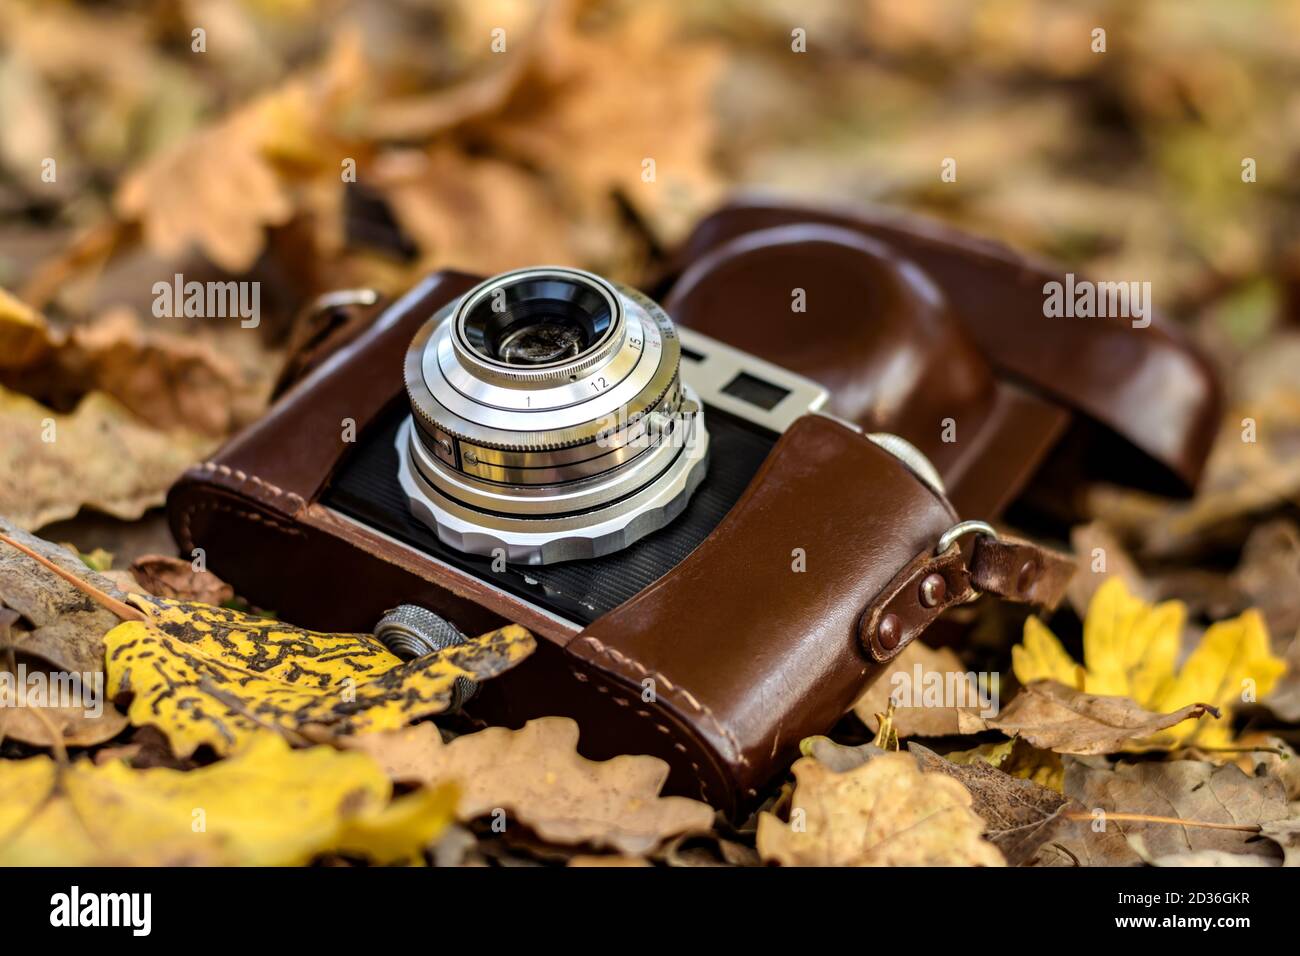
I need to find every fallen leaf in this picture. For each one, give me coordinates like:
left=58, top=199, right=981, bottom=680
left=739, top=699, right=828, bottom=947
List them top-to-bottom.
left=483, top=1, right=725, bottom=244
left=113, top=32, right=364, bottom=272
left=371, top=146, right=583, bottom=275
left=0, top=287, right=51, bottom=368
left=1, top=307, right=267, bottom=437
left=1085, top=336, right=1300, bottom=559
left=0, top=388, right=214, bottom=531
left=0, top=516, right=130, bottom=747
left=1067, top=522, right=1149, bottom=617
left=128, top=554, right=234, bottom=605
left=1014, top=578, right=1285, bottom=749
left=105, top=595, right=535, bottom=757
left=852, top=639, right=992, bottom=737
left=987, top=681, right=1218, bottom=755
left=346, top=716, right=713, bottom=856
left=337, top=720, right=444, bottom=784
left=0, top=733, right=455, bottom=865
left=799, top=735, right=1071, bottom=866
left=800, top=735, right=886, bottom=773
left=945, top=737, right=1066, bottom=792
left=908, top=743, right=1075, bottom=866
left=756, top=752, right=1004, bottom=866
left=1037, top=758, right=1288, bottom=867
left=1259, top=819, right=1300, bottom=866
left=659, top=832, right=761, bottom=867
left=1126, top=834, right=1277, bottom=867
left=567, top=855, right=652, bottom=867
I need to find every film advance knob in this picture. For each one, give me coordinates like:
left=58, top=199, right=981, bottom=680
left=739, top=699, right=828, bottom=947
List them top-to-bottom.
left=373, top=605, right=477, bottom=709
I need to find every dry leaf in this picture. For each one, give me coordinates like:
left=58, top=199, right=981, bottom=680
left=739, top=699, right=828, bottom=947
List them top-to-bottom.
left=484, top=1, right=725, bottom=243
left=113, top=33, right=364, bottom=272
left=371, top=146, right=582, bottom=275
left=0, top=286, right=51, bottom=368
left=1, top=307, right=266, bottom=437
left=1085, top=337, right=1300, bottom=558
left=0, top=388, right=214, bottom=531
left=0, top=516, right=130, bottom=747
left=1067, top=522, right=1149, bottom=617
left=128, top=554, right=233, bottom=605
left=1014, top=578, right=1285, bottom=748
left=106, top=595, right=535, bottom=757
left=852, top=639, right=991, bottom=737
left=987, top=681, right=1218, bottom=755
left=347, top=716, right=713, bottom=856
left=0, top=734, right=455, bottom=866
left=799, top=735, right=1070, bottom=866
left=907, top=742, right=1075, bottom=866
left=756, top=753, right=1004, bottom=866
left=1037, top=758, right=1288, bottom=867
left=1259, top=819, right=1300, bottom=866
left=1126, top=835, right=1277, bottom=867
left=567, top=855, right=652, bottom=867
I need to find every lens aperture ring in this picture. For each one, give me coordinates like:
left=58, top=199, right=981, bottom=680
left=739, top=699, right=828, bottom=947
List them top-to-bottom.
left=404, top=270, right=682, bottom=458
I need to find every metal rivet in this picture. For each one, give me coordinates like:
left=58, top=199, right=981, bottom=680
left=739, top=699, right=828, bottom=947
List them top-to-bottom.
left=463, top=449, right=478, bottom=465
left=1016, top=559, right=1037, bottom=593
left=919, top=573, right=947, bottom=608
left=878, top=613, right=902, bottom=650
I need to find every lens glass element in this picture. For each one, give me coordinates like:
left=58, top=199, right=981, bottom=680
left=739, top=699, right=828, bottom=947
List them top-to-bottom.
left=460, top=276, right=613, bottom=367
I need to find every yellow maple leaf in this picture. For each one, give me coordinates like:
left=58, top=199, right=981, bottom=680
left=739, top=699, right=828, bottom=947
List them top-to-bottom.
left=1013, top=578, right=1285, bottom=749
left=105, top=595, right=534, bottom=757
left=0, top=734, right=455, bottom=866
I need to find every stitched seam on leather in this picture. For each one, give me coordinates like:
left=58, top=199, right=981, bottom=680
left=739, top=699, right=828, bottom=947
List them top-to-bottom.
left=195, top=461, right=307, bottom=510
left=179, top=500, right=305, bottom=553
left=574, top=635, right=749, bottom=768
left=569, top=667, right=709, bottom=803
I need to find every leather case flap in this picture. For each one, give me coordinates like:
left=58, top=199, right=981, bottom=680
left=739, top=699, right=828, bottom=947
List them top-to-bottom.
left=568, top=412, right=958, bottom=801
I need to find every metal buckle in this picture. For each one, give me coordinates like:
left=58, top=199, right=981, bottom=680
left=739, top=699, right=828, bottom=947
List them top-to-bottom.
left=935, top=520, right=999, bottom=602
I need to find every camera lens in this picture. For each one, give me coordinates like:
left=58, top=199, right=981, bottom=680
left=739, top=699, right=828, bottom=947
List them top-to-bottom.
left=400, top=266, right=709, bottom=565
left=459, top=275, right=614, bottom=367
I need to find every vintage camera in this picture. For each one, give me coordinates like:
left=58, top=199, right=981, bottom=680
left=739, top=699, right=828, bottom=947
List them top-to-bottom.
left=170, top=200, right=1220, bottom=814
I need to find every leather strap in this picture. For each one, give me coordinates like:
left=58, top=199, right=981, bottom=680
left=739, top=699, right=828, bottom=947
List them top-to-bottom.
left=272, top=290, right=387, bottom=399
left=859, top=531, right=1073, bottom=663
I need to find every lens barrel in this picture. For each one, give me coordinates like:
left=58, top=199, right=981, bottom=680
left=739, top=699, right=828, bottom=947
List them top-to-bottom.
left=399, top=267, right=709, bottom=565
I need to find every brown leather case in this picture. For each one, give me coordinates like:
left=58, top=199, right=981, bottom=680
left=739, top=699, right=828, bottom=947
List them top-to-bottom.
left=166, top=201, right=1220, bottom=816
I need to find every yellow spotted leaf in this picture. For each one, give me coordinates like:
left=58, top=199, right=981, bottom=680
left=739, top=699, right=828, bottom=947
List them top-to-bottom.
left=1012, top=578, right=1285, bottom=749
left=105, top=595, right=534, bottom=757
left=0, top=734, right=456, bottom=866
left=757, top=753, right=1005, bottom=867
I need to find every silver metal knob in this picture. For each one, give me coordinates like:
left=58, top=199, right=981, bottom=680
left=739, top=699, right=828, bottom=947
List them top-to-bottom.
left=373, top=605, right=477, bottom=710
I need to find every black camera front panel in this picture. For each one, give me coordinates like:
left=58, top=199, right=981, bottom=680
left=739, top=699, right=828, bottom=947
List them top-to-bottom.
left=322, top=401, right=776, bottom=626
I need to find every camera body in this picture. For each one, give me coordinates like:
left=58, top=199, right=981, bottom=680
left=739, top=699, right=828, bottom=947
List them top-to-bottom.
left=168, top=199, right=1220, bottom=814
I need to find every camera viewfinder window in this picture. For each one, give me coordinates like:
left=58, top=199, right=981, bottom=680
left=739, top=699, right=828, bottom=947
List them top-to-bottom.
left=721, top=372, right=790, bottom=411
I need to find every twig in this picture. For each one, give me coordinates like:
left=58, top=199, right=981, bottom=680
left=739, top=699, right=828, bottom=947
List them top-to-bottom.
left=0, top=530, right=146, bottom=622
left=1181, top=744, right=1288, bottom=758
left=1064, top=810, right=1260, bottom=833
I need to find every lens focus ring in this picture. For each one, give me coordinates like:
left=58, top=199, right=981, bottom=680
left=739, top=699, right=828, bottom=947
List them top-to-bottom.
left=399, top=266, right=708, bottom=565
left=404, top=267, right=683, bottom=458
